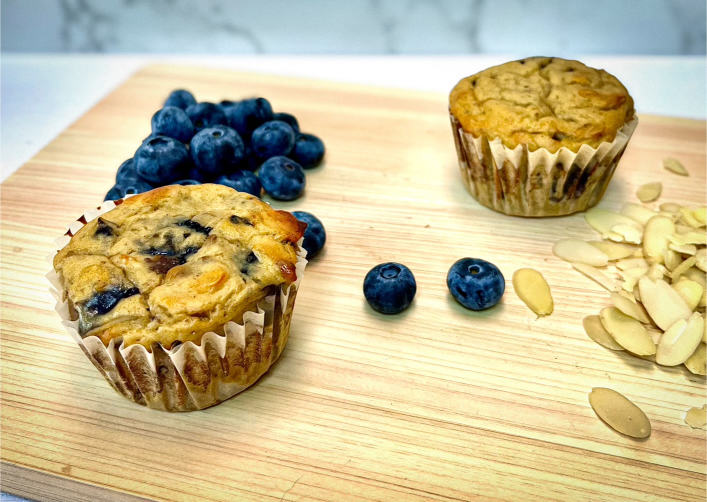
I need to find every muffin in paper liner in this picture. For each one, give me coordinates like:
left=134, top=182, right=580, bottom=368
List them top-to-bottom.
left=450, top=115, right=638, bottom=217
left=47, top=198, right=307, bottom=412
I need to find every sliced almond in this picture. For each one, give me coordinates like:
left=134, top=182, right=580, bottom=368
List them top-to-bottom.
left=663, top=158, right=689, bottom=176
left=636, top=182, right=662, bottom=202
left=660, top=202, right=682, bottom=214
left=621, top=203, right=657, bottom=226
left=693, top=207, right=706, bottom=225
left=679, top=208, right=701, bottom=228
left=586, top=209, right=642, bottom=239
left=643, top=215, right=675, bottom=264
left=611, top=224, right=643, bottom=244
left=675, top=224, right=694, bottom=234
left=669, top=231, right=706, bottom=246
left=553, top=239, right=609, bottom=267
left=589, top=241, right=636, bottom=261
left=669, top=243, right=697, bottom=255
left=695, top=248, right=706, bottom=272
left=663, top=249, right=682, bottom=271
left=671, top=256, right=697, bottom=281
left=616, top=257, right=648, bottom=271
left=573, top=263, right=620, bottom=292
left=646, top=263, right=664, bottom=281
left=619, top=266, right=649, bottom=281
left=683, top=267, right=707, bottom=287
left=512, top=268, right=553, bottom=316
left=638, top=276, right=692, bottom=331
left=672, top=279, right=704, bottom=311
left=610, top=292, right=651, bottom=324
left=600, top=307, right=656, bottom=356
left=656, top=313, right=704, bottom=366
left=583, top=315, right=624, bottom=351
left=647, top=326, right=663, bottom=345
left=684, top=344, right=706, bottom=376
left=589, top=388, right=651, bottom=438
left=685, top=405, right=707, bottom=428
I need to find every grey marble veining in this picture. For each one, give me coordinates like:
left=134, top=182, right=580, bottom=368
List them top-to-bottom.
left=1, top=0, right=705, bottom=54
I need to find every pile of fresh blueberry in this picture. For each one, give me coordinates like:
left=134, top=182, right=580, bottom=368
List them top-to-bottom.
left=106, top=89, right=325, bottom=202
left=363, top=258, right=505, bottom=315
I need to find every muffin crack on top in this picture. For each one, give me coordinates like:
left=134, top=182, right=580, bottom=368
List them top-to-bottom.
left=450, top=57, right=635, bottom=153
left=53, top=184, right=306, bottom=349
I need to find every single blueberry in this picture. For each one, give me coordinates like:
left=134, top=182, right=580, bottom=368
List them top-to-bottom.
left=164, top=89, right=197, bottom=110
left=226, top=98, right=273, bottom=137
left=185, top=102, right=228, bottom=133
left=151, top=106, right=195, bottom=143
left=273, top=112, right=300, bottom=133
left=251, top=120, right=296, bottom=159
left=189, top=125, right=245, bottom=175
left=289, top=133, right=325, bottom=169
left=134, top=136, right=192, bottom=184
left=259, top=156, right=306, bottom=201
left=116, top=158, right=140, bottom=185
left=215, top=171, right=261, bottom=197
left=104, top=178, right=153, bottom=201
left=174, top=179, right=201, bottom=186
left=292, top=211, right=326, bottom=259
left=447, top=258, right=505, bottom=311
left=363, top=263, right=416, bottom=314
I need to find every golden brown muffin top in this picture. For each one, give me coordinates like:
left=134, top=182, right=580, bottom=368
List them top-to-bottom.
left=450, top=57, right=635, bottom=153
left=53, top=184, right=306, bottom=349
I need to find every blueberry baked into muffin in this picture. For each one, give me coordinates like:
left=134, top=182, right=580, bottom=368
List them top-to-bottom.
left=450, top=57, right=637, bottom=217
left=51, top=184, right=307, bottom=411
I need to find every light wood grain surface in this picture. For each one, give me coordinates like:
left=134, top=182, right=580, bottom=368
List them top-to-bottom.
left=1, top=64, right=705, bottom=502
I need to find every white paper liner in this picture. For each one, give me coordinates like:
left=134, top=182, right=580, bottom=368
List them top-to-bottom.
left=451, top=116, right=638, bottom=217
left=48, top=198, right=307, bottom=412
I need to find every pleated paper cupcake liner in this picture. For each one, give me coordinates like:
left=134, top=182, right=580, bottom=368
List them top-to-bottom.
left=450, top=115, right=638, bottom=217
left=48, top=198, right=307, bottom=412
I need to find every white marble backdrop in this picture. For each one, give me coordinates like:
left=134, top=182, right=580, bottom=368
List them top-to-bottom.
left=2, top=0, right=705, bottom=55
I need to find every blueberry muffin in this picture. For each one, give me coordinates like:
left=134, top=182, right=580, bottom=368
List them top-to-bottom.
left=449, top=57, right=637, bottom=217
left=52, top=184, right=307, bottom=411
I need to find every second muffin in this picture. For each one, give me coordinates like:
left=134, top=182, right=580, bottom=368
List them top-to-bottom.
left=450, top=57, right=637, bottom=217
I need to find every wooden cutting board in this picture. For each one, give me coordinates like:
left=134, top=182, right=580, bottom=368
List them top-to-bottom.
left=1, top=64, right=705, bottom=502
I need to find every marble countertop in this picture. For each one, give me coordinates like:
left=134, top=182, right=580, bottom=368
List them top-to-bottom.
left=2, top=54, right=705, bottom=184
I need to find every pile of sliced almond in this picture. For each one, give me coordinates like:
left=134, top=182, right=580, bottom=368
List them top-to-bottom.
left=553, top=197, right=706, bottom=376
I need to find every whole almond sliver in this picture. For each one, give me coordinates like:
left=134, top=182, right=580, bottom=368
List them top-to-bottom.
left=663, top=158, right=689, bottom=176
left=636, top=182, right=662, bottom=203
left=643, top=215, right=675, bottom=264
left=553, top=239, right=609, bottom=267
left=512, top=268, right=554, bottom=316
left=638, top=276, right=692, bottom=330
left=600, top=307, right=656, bottom=356
left=656, top=313, right=704, bottom=366
left=589, top=388, right=651, bottom=438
